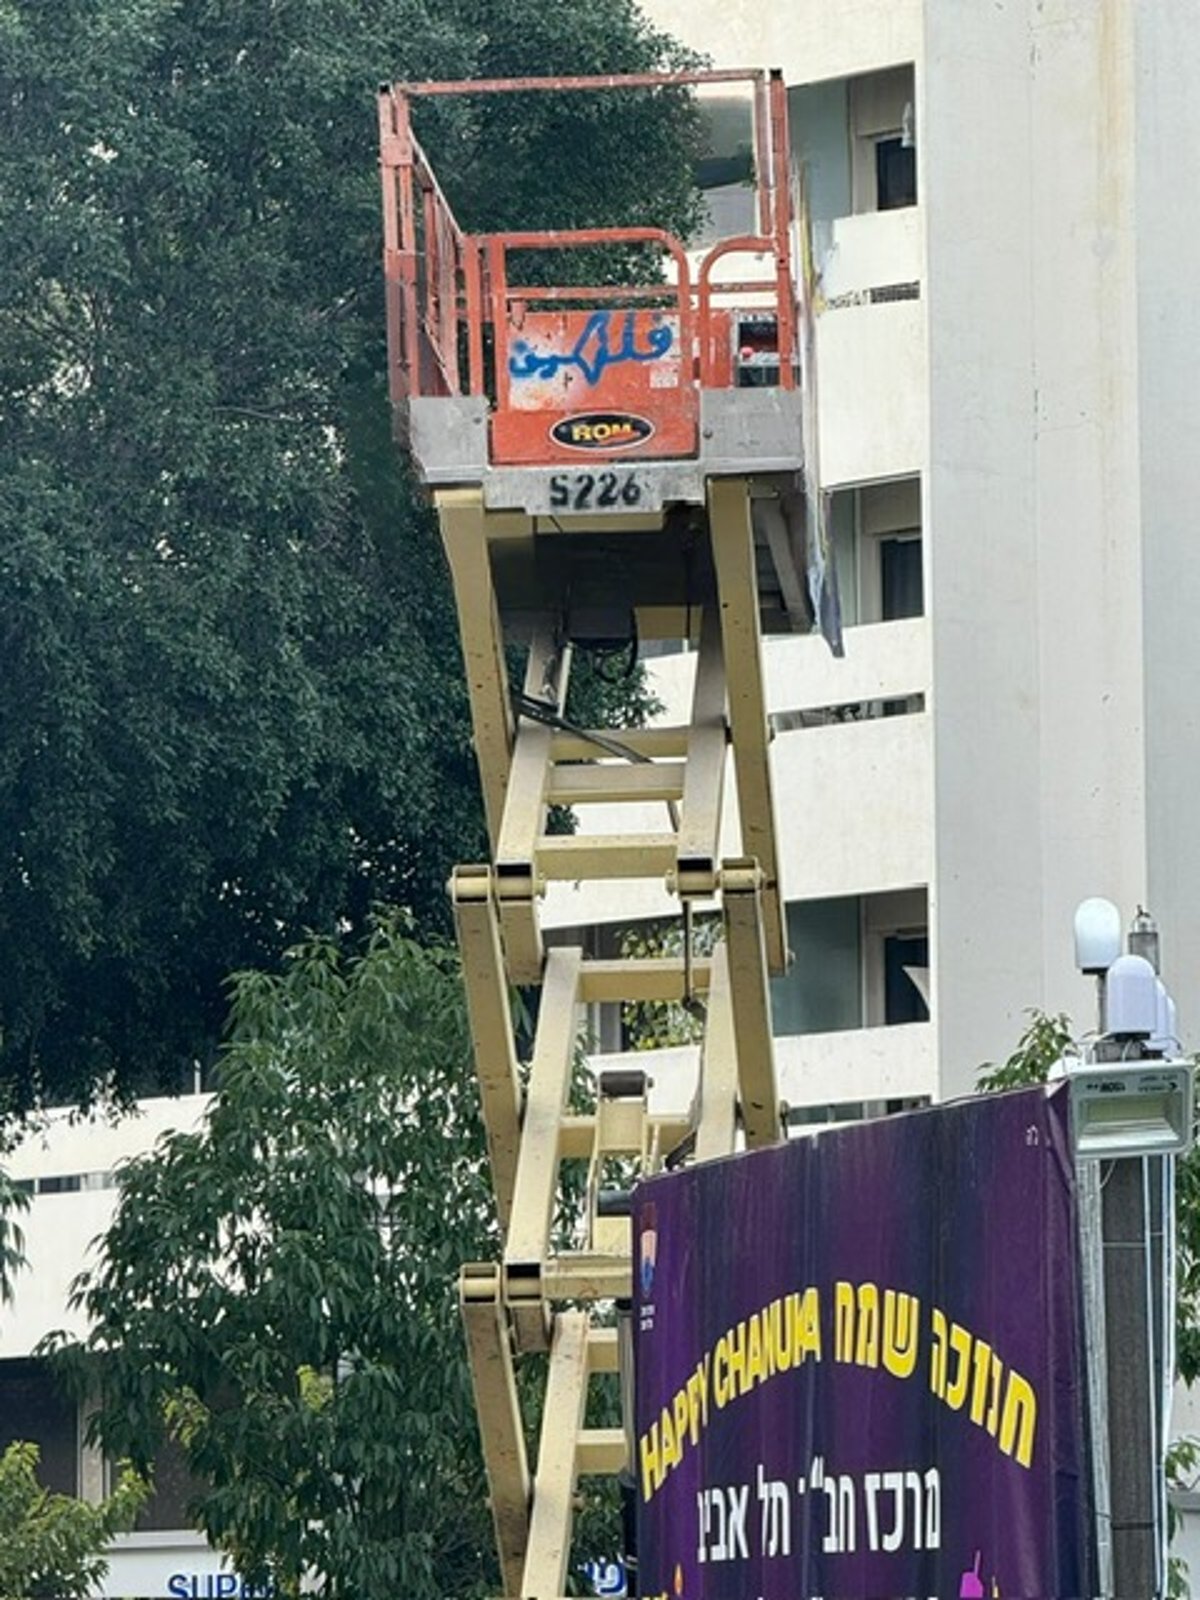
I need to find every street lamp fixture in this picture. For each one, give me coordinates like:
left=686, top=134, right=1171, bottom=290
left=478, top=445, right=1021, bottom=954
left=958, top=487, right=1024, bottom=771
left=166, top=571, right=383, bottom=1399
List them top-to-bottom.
left=1068, top=896, right=1192, bottom=1597
left=1073, top=897, right=1123, bottom=975
left=1066, top=903, right=1194, bottom=1161
left=1069, top=1060, right=1194, bottom=1160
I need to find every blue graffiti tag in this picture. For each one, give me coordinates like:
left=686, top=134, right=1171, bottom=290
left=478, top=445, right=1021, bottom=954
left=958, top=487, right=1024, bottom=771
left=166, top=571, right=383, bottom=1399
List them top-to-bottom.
left=509, top=310, right=672, bottom=387
left=579, top=1557, right=627, bottom=1597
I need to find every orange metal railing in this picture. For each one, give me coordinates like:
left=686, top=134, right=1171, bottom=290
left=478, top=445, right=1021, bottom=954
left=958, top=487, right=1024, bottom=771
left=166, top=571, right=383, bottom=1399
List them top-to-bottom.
left=378, top=70, right=801, bottom=464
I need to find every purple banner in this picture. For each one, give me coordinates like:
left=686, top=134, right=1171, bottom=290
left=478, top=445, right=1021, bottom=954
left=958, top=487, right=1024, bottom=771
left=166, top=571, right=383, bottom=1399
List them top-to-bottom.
left=634, top=1086, right=1095, bottom=1599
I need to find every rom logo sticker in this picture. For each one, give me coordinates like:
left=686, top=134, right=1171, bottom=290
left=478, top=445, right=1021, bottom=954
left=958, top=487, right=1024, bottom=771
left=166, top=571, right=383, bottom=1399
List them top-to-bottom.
left=550, top=412, right=655, bottom=452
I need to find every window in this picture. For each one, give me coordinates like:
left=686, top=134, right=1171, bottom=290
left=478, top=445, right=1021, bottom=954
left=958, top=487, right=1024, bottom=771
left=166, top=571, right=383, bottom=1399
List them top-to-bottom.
left=849, top=66, right=918, bottom=214
left=875, top=137, right=918, bottom=211
left=854, top=479, right=924, bottom=626
left=880, top=535, right=924, bottom=622
left=769, top=694, right=925, bottom=735
left=863, top=889, right=930, bottom=1027
left=769, top=891, right=931, bottom=1038
left=770, top=898, right=863, bottom=1037
left=884, top=932, right=930, bottom=1024
left=787, top=1095, right=929, bottom=1133
left=0, top=1360, right=78, bottom=1495
left=133, top=1438, right=206, bottom=1531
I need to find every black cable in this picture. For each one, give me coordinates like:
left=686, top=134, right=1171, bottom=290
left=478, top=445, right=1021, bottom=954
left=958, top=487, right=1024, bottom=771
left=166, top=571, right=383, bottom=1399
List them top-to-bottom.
left=512, top=691, right=653, bottom=765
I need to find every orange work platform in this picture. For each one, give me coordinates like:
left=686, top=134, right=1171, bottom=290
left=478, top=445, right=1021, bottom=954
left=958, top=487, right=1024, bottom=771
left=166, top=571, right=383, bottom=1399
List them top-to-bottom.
left=378, top=70, right=807, bottom=511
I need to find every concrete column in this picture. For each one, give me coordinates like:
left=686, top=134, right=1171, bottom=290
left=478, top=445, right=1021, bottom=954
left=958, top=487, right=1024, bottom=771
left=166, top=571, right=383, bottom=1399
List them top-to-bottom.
left=925, top=0, right=1147, bottom=1092
left=1135, top=2, right=1200, bottom=1048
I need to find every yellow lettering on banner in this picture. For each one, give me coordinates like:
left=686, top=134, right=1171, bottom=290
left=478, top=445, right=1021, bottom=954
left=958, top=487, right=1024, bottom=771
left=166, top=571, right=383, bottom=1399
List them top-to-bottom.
left=834, top=1280, right=855, bottom=1363
left=856, top=1282, right=880, bottom=1367
left=797, top=1286, right=822, bottom=1362
left=648, top=1287, right=1039, bottom=1487
left=882, top=1289, right=920, bottom=1380
left=641, top=1292, right=1038, bottom=1504
left=766, top=1296, right=786, bottom=1374
left=930, top=1307, right=948, bottom=1396
left=746, top=1311, right=765, bottom=1389
left=725, top=1319, right=747, bottom=1399
left=945, top=1323, right=972, bottom=1411
left=713, top=1334, right=729, bottom=1409
left=969, top=1340, right=994, bottom=1428
left=984, top=1350, right=1004, bottom=1436
left=639, top=1355, right=715, bottom=1501
left=685, top=1364, right=703, bottom=1445
left=1000, top=1371, right=1038, bottom=1468
left=672, top=1387, right=689, bottom=1461
left=659, top=1401, right=679, bottom=1476
left=639, top=1420, right=660, bottom=1501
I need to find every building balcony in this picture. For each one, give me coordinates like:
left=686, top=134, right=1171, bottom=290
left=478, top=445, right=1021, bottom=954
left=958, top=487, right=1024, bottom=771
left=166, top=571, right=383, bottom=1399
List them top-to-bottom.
left=813, top=205, right=925, bottom=490
left=819, top=206, right=922, bottom=301
left=817, top=303, right=925, bottom=489
left=766, top=614, right=927, bottom=708
left=769, top=619, right=932, bottom=900
left=773, top=714, right=931, bottom=900
left=597, top=1018, right=936, bottom=1120
left=776, top=1020, right=935, bottom=1108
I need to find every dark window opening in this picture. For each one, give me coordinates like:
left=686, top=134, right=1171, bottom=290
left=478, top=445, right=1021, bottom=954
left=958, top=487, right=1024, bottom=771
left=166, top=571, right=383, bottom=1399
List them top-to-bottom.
left=875, top=137, right=917, bottom=210
left=880, top=536, right=923, bottom=621
left=770, top=693, right=925, bottom=734
left=884, top=933, right=929, bottom=1024
left=787, top=1095, right=930, bottom=1130
left=38, top=1173, right=81, bottom=1194
left=0, top=1360, right=77, bottom=1495
left=132, top=1437, right=207, bottom=1531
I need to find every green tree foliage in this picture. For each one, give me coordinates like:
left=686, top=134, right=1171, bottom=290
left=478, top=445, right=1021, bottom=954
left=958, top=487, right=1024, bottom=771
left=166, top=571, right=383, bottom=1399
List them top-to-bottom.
left=0, top=0, right=704, bottom=1111
left=618, top=914, right=720, bottom=1050
left=56, top=921, right=503, bottom=1599
left=975, top=1010, right=1075, bottom=1093
left=1174, top=1132, right=1200, bottom=1385
left=0, top=1164, right=28, bottom=1305
left=1168, top=1435, right=1200, bottom=1598
left=0, top=1442, right=147, bottom=1600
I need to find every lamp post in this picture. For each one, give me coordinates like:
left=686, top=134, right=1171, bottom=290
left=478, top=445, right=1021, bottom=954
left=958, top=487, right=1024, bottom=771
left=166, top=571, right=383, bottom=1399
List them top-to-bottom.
left=1070, top=901, right=1193, bottom=1600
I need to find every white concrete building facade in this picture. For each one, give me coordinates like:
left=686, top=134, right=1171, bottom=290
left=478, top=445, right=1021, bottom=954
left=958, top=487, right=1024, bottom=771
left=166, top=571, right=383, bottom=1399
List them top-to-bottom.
left=557, top=0, right=1200, bottom=1109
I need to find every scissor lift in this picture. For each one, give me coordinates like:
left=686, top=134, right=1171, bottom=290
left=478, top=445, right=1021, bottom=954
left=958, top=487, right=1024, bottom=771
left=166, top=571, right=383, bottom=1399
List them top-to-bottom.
left=379, top=68, right=810, bottom=1598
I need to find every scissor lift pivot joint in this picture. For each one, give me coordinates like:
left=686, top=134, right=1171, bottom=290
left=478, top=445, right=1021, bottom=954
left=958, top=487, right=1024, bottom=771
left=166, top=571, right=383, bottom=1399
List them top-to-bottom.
left=667, top=857, right=719, bottom=899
